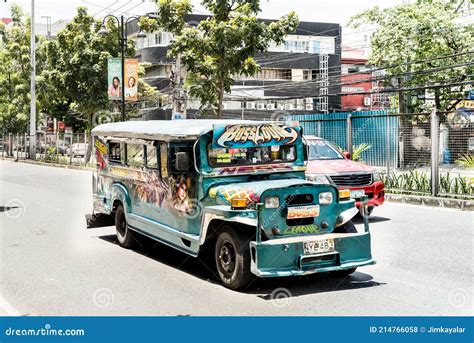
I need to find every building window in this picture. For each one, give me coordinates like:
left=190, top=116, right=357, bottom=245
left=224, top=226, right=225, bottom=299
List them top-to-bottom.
left=303, top=70, right=310, bottom=80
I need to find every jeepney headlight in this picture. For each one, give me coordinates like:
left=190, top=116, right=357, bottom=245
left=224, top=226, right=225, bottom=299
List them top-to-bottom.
left=306, top=173, right=332, bottom=184
left=319, top=192, right=333, bottom=205
left=264, top=196, right=280, bottom=209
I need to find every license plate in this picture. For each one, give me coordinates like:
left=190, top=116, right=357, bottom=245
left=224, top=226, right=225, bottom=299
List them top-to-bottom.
left=350, top=190, right=365, bottom=199
left=287, top=205, right=320, bottom=219
left=303, top=239, right=335, bottom=254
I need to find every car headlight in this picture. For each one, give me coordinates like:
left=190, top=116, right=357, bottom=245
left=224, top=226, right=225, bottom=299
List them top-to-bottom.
left=306, top=174, right=332, bottom=184
left=319, top=191, right=333, bottom=205
left=264, top=196, right=280, bottom=209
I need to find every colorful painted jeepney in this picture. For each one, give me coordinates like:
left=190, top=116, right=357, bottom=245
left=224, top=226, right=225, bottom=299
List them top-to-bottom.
left=90, top=120, right=375, bottom=289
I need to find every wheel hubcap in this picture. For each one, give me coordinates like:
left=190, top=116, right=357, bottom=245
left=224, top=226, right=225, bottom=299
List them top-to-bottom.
left=219, top=241, right=236, bottom=274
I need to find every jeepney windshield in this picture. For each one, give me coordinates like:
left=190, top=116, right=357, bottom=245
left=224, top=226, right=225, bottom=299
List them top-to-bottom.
left=208, top=145, right=296, bottom=167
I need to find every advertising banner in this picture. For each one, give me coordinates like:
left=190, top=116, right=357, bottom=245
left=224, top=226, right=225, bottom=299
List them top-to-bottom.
left=107, top=58, right=122, bottom=100
left=124, top=58, right=138, bottom=101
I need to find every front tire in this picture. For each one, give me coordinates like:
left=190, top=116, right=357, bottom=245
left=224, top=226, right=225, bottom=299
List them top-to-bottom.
left=115, top=204, right=135, bottom=249
left=215, top=227, right=253, bottom=290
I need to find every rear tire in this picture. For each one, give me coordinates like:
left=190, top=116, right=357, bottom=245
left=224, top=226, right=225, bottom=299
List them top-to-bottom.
left=115, top=204, right=135, bottom=249
left=331, top=220, right=357, bottom=276
left=215, top=226, right=253, bottom=290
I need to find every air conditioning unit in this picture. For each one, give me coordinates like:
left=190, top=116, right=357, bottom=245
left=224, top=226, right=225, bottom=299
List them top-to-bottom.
left=364, top=97, right=371, bottom=106
left=296, top=98, right=304, bottom=105
left=246, top=102, right=256, bottom=109
left=257, top=103, right=265, bottom=110
left=266, top=103, right=275, bottom=110
left=277, top=103, right=285, bottom=110
left=284, top=103, right=294, bottom=111
left=305, top=104, right=313, bottom=111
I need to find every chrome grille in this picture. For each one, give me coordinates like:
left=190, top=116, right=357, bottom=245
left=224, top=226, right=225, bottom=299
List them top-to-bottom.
left=329, top=173, right=372, bottom=187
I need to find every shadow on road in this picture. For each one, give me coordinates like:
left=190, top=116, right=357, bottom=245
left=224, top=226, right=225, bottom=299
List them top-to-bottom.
left=0, top=206, right=20, bottom=212
left=352, top=215, right=391, bottom=224
left=98, top=232, right=385, bottom=297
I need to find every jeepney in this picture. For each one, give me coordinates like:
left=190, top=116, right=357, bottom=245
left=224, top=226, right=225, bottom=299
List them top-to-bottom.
left=89, top=120, right=375, bottom=289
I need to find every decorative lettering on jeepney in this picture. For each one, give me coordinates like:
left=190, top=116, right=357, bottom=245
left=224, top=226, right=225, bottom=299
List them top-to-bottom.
left=214, top=123, right=298, bottom=148
left=284, top=225, right=320, bottom=235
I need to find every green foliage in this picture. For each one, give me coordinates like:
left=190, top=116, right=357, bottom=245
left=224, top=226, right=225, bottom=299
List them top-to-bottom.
left=151, top=0, right=299, bottom=117
left=349, top=0, right=473, bottom=113
left=0, top=5, right=44, bottom=133
left=333, top=143, right=372, bottom=162
left=351, top=143, right=372, bottom=162
left=455, top=154, right=474, bottom=168
left=382, top=170, right=473, bottom=197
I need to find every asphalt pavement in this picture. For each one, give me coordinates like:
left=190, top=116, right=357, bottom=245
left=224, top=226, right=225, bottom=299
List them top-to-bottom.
left=0, top=160, right=472, bottom=316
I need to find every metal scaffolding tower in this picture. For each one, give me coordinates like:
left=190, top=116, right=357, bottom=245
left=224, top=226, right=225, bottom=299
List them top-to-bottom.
left=318, top=53, right=329, bottom=113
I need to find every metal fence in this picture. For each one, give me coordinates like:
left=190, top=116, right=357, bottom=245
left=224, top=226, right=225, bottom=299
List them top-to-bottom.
left=293, top=110, right=474, bottom=199
left=1, top=132, right=92, bottom=166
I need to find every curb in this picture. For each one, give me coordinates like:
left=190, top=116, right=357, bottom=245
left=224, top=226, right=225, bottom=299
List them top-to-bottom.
left=0, top=157, right=94, bottom=172
left=386, top=193, right=474, bottom=211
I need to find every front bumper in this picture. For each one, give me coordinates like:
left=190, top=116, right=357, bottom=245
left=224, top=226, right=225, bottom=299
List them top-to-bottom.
left=346, top=181, right=385, bottom=208
left=250, top=231, right=375, bottom=277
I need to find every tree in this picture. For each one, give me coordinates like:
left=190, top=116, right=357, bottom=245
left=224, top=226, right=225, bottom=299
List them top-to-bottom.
left=143, top=0, right=299, bottom=118
left=349, top=0, right=473, bottom=113
left=0, top=5, right=43, bottom=134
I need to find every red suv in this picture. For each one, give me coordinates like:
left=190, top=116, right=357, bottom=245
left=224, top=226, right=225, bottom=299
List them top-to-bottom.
left=304, top=136, right=385, bottom=216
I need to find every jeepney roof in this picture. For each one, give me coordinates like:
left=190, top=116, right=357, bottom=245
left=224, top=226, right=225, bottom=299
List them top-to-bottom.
left=91, top=119, right=271, bottom=141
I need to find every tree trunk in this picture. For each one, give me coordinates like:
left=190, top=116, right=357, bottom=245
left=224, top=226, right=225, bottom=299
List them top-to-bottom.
left=218, top=76, right=224, bottom=119
left=84, top=112, right=93, bottom=163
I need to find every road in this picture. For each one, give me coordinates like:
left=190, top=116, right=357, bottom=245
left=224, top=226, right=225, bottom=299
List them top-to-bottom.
left=0, top=160, right=472, bottom=316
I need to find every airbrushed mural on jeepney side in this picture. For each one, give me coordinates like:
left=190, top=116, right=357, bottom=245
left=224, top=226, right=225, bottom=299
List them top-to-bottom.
left=93, top=137, right=197, bottom=222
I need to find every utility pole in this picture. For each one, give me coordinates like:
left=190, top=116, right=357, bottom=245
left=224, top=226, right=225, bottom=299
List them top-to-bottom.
left=29, top=0, right=36, bottom=160
left=41, top=15, right=51, bottom=38
left=172, top=54, right=187, bottom=119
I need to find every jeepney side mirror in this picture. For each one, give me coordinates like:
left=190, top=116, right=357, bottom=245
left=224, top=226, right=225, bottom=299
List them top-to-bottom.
left=343, top=151, right=351, bottom=159
left=175, top=152, right=190, bottom=171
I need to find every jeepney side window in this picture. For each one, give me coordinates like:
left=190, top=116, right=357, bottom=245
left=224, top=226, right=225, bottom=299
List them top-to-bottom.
left=108, top=141, right=125, bottom=164
left=145, top=143, right=159, bottom=169
left=170, top=143, right=195, bottom=173
left=126, top=144, right=145, bottom=168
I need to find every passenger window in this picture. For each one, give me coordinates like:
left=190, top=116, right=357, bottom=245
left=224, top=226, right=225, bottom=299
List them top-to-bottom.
left=109, top=142, right=124, bottom=164
left=127, top=144, right=145, bottom=167
left=146, top=144, right=158, bottom=169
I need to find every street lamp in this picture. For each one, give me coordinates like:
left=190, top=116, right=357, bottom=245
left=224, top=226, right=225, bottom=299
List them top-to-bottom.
left=98, top=14, right=150, bottom=121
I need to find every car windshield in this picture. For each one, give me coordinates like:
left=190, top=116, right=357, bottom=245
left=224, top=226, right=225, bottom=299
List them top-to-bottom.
left=307, top=139, right=343, bottom=160
left=208, top=145, right=296, bottom=167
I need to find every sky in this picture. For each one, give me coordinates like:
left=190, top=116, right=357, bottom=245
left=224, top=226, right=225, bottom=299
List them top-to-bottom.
left=0, top=0, right=404, bottom=27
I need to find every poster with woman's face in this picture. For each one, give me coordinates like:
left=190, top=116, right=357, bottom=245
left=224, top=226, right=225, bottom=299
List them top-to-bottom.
left=107, top=58, right=122, bottom=100
left=124, top=59, right=138, bottom=101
